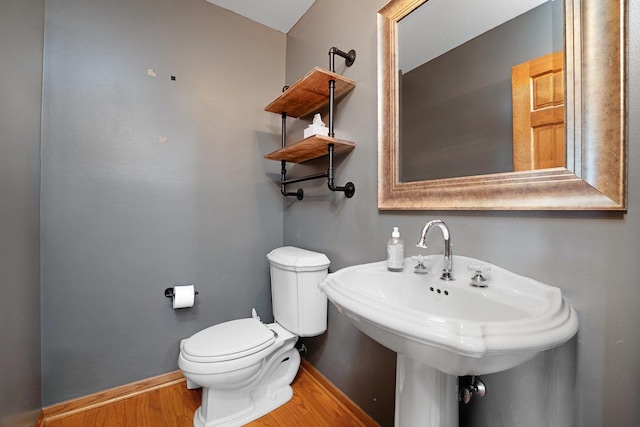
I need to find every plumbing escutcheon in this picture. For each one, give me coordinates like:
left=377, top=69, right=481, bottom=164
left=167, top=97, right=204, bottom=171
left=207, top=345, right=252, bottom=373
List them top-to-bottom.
left=473, top=377, right=486, bottom=398
left=461, top=388, right=472, bottom=404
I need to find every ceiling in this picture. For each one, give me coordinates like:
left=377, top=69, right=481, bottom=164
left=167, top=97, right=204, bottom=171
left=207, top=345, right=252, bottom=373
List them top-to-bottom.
left=206, top=0, right=316, bottom=33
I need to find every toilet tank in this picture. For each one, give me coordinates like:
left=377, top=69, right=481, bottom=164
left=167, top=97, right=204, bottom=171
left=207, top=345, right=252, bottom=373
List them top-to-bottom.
left=267, top=246, right=330, bottom=337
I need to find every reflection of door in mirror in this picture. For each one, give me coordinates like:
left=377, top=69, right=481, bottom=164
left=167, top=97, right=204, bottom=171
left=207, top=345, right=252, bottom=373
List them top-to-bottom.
left=512, top=51, right=565, bottom=171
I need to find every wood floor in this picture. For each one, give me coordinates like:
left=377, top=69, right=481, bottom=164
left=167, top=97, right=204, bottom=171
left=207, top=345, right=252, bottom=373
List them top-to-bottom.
left=40, top=360, right=378, bottom=427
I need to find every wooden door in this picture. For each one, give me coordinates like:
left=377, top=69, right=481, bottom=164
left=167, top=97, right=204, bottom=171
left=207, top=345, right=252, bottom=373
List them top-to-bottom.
left=512, top=51, right=564, bottom=171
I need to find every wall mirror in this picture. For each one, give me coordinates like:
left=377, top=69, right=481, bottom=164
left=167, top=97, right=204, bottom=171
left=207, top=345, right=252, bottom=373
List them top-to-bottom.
left=377, top=0, right=627, bottom=210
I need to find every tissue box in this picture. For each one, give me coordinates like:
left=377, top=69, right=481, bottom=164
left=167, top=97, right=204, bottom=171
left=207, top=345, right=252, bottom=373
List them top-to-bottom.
left=304, top=123, right=329, bottom=139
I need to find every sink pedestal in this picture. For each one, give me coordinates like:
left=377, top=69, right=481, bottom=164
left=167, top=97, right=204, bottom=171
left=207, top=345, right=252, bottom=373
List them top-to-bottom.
left=395, top=355, right=458, bottom=427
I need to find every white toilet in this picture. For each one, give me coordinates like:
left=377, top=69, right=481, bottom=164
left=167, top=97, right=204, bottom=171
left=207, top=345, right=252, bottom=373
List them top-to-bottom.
left=178, top=246, right=330, bottom=427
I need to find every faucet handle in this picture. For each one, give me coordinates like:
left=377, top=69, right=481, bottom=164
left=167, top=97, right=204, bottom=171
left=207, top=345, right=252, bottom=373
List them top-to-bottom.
left=412, top=255, right=429, bottom=274
left=468, top=264, right=491, bottom=287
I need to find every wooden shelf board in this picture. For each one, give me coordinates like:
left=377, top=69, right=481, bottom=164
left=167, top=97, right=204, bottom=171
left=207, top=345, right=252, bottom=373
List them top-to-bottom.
left=265, top=67, right=356, bottom=118
left=264, top=134, right=355, bottom=163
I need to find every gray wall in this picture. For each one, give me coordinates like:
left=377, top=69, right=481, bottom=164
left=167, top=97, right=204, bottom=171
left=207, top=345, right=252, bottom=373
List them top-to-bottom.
left=0, top=0, right=44, bottom=425
left=41, top=0, right=286, bottom=405
left=286, top=0, right=640, bottom=426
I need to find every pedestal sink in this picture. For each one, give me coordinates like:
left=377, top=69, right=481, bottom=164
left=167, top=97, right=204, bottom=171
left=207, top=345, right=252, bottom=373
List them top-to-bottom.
left=319, top=255, right=578, bottom=427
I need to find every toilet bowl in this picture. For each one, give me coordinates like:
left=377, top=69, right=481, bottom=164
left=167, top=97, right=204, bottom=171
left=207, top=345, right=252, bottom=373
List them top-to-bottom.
left=178, top=246, right=330, bottom=427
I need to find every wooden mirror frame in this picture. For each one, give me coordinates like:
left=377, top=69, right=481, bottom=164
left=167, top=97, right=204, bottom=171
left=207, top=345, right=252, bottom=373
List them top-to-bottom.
left=377, top=0, right=627, bottom=210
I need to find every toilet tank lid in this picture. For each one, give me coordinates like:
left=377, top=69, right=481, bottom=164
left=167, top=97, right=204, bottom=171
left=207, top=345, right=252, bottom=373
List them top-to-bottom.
left=267, top=246, right=330, bottom=272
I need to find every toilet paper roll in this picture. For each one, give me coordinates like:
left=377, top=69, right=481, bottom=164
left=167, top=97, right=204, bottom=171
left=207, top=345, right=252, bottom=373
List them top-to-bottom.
left=172, top=284, right=195, bottom=309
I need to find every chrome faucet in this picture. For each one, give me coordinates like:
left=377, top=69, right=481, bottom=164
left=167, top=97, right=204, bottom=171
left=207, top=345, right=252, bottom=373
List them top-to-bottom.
left=416, top=220, right=454, bottom=281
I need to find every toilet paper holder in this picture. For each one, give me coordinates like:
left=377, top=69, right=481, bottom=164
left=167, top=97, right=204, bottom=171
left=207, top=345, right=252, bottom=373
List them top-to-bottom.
left=164, top=286, right=199, bottom=299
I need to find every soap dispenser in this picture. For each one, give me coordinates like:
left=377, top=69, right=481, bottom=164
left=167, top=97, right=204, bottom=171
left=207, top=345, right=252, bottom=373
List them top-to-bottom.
left=387, top=227, right=404, bottom=272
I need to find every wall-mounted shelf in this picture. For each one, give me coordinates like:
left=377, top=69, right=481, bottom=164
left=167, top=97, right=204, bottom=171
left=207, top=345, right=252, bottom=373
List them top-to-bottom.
left=264, top=47, right=357, bottom=200
left=265, top=67, right=355, bottom=118
left=264, top=134, right=355, bottom=163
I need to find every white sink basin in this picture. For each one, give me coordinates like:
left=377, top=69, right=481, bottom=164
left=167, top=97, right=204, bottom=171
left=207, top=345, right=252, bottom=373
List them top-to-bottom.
left=319, top=255, right=578, bottom=376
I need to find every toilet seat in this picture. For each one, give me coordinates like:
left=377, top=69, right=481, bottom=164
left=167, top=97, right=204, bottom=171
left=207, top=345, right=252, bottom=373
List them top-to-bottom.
left=182, top=318, right=276, bottom=364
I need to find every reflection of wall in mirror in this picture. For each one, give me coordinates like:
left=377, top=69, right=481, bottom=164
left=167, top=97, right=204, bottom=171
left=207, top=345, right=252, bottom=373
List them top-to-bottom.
left=400, top=1, right=563, bottom=183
